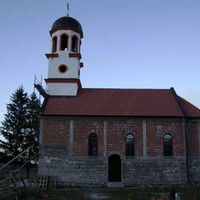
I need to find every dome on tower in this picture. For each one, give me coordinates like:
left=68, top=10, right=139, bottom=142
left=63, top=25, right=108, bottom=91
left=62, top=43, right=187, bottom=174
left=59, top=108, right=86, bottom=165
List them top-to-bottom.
left=50, top=16, right=83, bottom=38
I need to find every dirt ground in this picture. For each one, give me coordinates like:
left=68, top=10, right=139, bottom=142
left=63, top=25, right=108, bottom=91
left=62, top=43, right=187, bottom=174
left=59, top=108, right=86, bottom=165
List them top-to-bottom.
left=19, top=186, right=200, bottom=200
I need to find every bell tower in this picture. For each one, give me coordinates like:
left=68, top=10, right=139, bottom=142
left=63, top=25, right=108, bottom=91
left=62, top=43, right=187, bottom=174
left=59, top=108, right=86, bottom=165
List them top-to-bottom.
left=45, top=15, right=84, bottom=96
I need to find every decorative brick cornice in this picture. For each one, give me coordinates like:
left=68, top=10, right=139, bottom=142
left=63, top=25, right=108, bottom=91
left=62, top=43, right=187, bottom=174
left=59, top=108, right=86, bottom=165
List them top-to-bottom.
left=45, top=53, right=58, bottom=59
left=69, top=53, right=82, bottom=59
left=45, top=78, right=80, bottom=84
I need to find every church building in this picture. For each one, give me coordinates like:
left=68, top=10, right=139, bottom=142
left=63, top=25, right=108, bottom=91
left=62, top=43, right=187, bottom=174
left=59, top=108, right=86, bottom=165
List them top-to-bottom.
left=38, top=13, right=200, bottom=187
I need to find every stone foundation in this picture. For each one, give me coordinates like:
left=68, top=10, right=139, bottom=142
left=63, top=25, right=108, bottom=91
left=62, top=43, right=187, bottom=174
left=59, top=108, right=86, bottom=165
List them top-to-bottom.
left=38, top=144, right=107, bottom=186
left=38, top=145, right=188, bottom=186
left=123, top=157, right=187, bottom=186
left=188, top=157, right=200, bottom=183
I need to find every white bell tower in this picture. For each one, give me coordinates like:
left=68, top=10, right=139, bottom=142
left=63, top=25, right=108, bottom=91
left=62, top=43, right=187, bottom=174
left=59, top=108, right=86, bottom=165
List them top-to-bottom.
left=45, top=16, right=84, bottom=96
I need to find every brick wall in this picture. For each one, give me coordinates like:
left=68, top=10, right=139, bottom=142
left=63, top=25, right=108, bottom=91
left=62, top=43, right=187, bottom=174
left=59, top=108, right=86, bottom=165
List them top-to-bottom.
left=38, top=116, right=200, bottom=186
left=41, top=117, right=187, bottom=157
left=42, top=119, right=70, bottom=144
left=73, top=119, right=104, bottom=156
left=107, top=119, right=143, bottom=156
left=147, top=119, right=185, bottom=157
left=186, top=121, right=200, bottom=183
left=187, top=121, right=200, bottom=156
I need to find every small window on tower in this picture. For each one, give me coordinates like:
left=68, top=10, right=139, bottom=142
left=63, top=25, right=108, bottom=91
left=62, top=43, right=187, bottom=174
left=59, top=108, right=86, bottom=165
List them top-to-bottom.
left=60, top=34, right=68, bottom=51
left=71, top=35, right=78, bottom=52
left=52, top=36, right=57, bottom=53
left=58, top=64, right=68, bottom=73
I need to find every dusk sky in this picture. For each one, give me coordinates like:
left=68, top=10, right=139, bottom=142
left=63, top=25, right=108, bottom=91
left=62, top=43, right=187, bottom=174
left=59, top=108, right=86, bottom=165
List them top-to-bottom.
left=0, top=0, right=200, bottom=123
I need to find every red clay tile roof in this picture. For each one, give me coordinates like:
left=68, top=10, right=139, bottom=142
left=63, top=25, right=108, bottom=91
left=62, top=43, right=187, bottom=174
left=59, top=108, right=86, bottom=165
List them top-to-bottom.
left=41, top=88, right=200, bottom=117
left=177, top=96, right=200, bottom=117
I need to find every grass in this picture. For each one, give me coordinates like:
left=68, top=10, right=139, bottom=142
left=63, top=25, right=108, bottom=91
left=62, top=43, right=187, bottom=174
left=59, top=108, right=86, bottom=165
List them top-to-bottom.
left=18, top=186, right=200, bottom=200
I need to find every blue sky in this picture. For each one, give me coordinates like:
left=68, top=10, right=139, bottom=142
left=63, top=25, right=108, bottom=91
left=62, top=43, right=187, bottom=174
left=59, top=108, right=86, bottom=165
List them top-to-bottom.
left=0, top=0, right=200, bottom=123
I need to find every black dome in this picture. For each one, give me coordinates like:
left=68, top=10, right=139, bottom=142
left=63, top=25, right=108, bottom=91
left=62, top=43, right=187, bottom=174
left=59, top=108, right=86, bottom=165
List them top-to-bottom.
left=50, top=16, right=83, bottom=38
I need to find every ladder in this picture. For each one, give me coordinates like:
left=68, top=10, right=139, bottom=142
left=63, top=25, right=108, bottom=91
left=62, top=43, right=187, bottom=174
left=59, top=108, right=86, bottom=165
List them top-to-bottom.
left=0, top=145, right=38, bottom=199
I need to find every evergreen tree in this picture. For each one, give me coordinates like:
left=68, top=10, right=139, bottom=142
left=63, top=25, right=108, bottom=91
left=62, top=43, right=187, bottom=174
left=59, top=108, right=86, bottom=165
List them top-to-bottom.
left=0, top=87, right=41, bottom=164
left=0, top=87, right=29, bottom=162
left=26, top=92, right=41, bottom=161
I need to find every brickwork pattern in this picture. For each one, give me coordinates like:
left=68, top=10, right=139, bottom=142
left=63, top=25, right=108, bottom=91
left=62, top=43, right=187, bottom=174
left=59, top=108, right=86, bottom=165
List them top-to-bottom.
left=39, top=117, right=200, bottom=186
left=43, top=119, right=70, bottom=144
left=147, top=119, right=184, bottom=157
left=73, top=120, right=104, bottom=156
left=107, top=120, right=143, bottom=156
left=187, top=121, right=199, bottom=156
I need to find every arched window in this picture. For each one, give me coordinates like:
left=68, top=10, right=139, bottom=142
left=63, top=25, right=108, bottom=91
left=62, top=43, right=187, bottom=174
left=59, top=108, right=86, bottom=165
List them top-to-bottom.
left=60, top=34, right=68, bottom=51
left=71, top=35, right=78, bottom=52
left=52, top=36, right=57, bottom=52
left=88, top=133, right=97, bottom=156
left=126, top=134, right=135, bottom=156
left=163, top=134, right=173, bottom=156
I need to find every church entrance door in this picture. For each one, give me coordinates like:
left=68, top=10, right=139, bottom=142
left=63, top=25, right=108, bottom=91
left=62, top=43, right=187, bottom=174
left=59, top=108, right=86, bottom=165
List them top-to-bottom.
left=108, top=154, right=121, bottom=182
